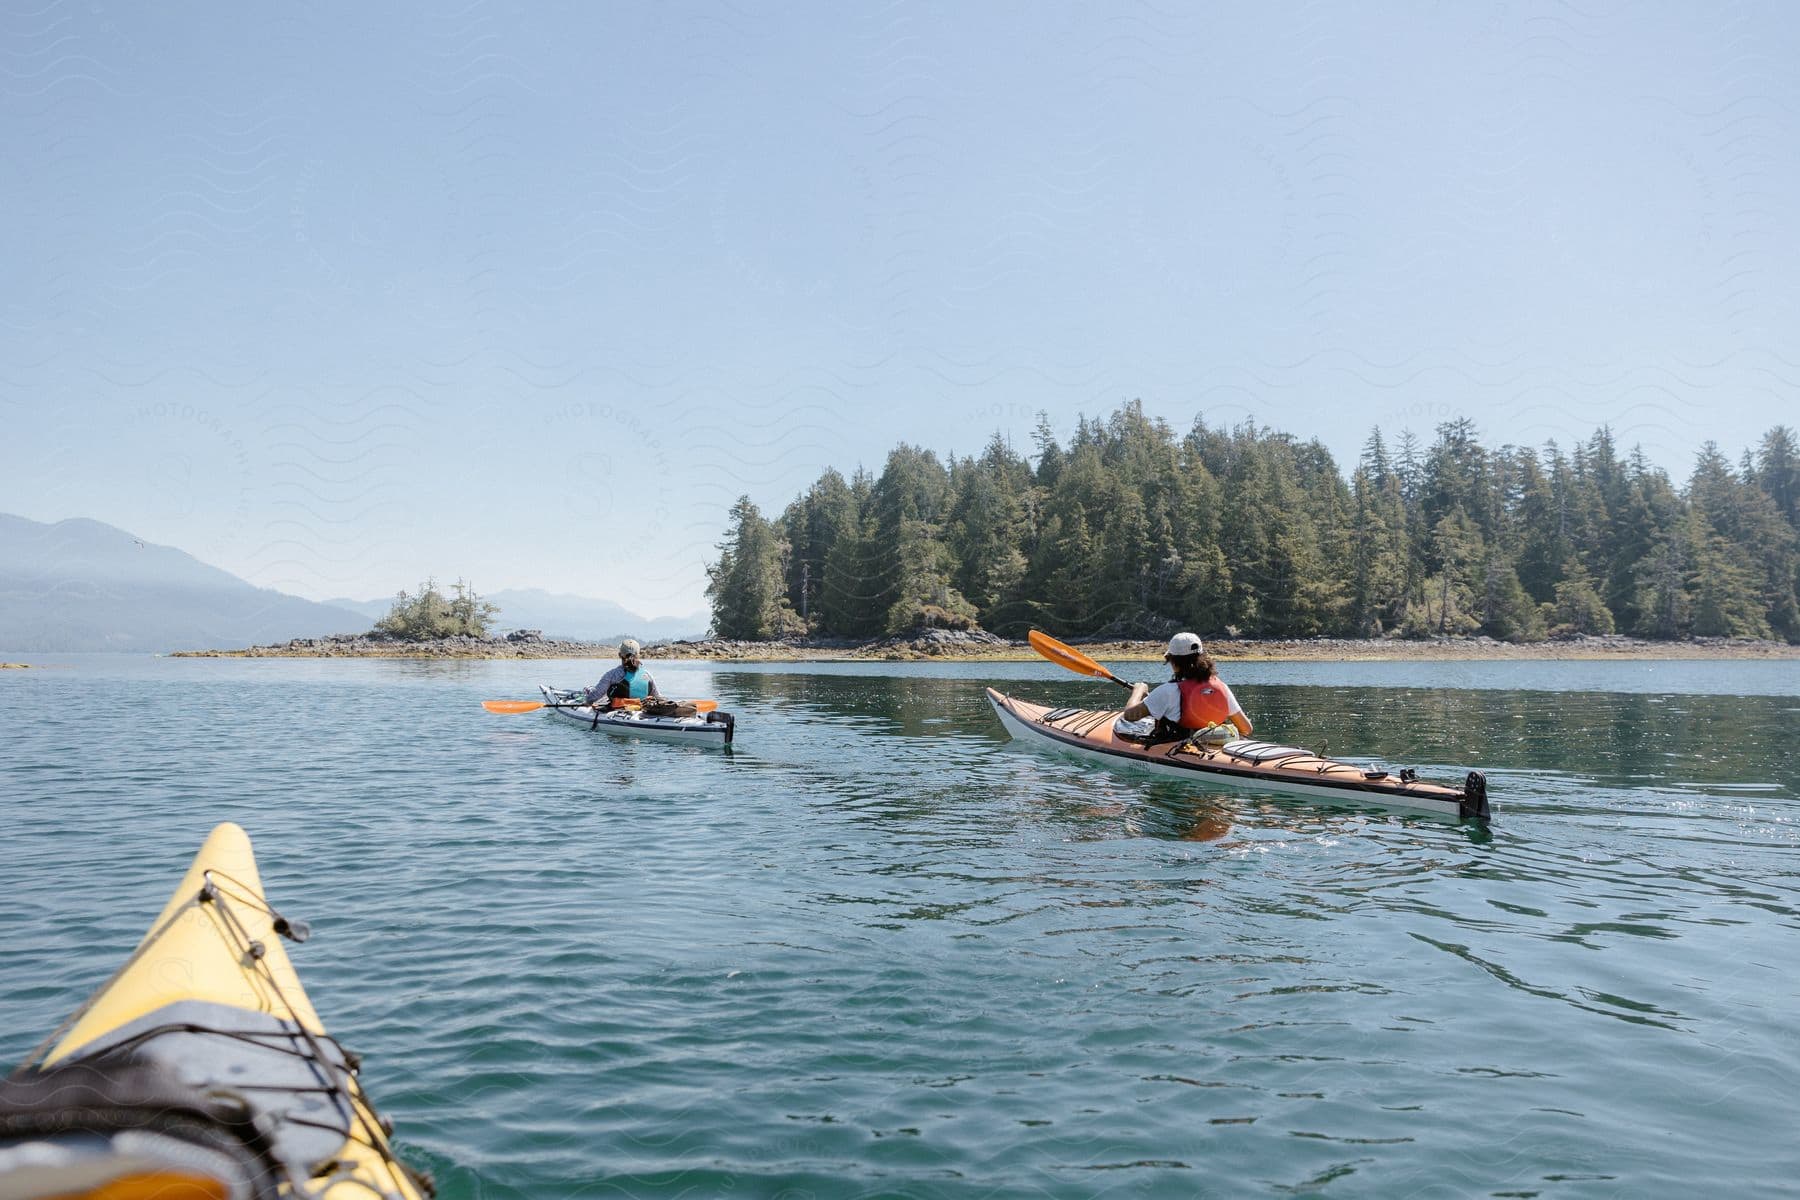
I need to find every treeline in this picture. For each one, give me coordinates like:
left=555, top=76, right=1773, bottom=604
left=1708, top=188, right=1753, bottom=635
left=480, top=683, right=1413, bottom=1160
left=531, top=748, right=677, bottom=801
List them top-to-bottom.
left=706, top=402, right=1800, bottom=644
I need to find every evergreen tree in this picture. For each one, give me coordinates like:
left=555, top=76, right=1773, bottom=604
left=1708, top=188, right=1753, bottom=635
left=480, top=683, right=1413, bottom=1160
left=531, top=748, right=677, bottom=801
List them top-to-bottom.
left=1032, top=411, right=1064, bottom=489
left=1422, top=418, right=1493, bottom=540
left=1756, top=426, right=1800, bottom=528
left=1359, top=427, right=1391, bottom=490
left=947, top=434, right=1033, bottom=624
left=1686, top=441, right=1794, bottom=639
left=865, top=445, right=973, bottom=633
left=1512, top=448, right=1566, bottom=603
left=1349, top=466, right=1408, bottom=635
left=782, top=469, right=856, bottom=628
left=819, top=471, right=882, bottom=637
left=706, top=497, right=799, bottom=639
left=1424, top=505, right=1484, bottom=636
left=1683, top=509, right=1772, bottom=638
left=1632, top=528, right=1690, bottom=639
left=1477, top=552, right=1545, bottom=641
left=1549, top=559, right=1615, bottom=636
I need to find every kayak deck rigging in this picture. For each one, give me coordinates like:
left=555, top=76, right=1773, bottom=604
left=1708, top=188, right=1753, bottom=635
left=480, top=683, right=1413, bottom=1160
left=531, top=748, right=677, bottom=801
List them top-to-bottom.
left=0, top=823, right=431, bottom=1200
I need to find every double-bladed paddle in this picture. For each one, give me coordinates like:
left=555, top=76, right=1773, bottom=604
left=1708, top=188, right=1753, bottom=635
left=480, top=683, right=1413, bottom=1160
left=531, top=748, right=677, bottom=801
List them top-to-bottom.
left=1026, top=629, right=1134, bottom=691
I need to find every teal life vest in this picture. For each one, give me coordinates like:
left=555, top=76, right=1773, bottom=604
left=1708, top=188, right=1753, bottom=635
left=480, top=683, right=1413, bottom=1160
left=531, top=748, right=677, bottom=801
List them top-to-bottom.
left=621, top=667, right=650, bottom=699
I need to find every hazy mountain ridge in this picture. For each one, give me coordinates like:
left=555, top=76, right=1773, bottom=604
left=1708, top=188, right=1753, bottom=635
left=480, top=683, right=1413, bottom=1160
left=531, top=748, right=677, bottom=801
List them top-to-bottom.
left=0, top=515, right=709, bottom=651
left=0, top=515, right=369, bottom=651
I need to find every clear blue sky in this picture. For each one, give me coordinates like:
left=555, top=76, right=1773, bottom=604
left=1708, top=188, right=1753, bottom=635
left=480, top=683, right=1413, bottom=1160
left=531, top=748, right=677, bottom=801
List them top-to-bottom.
left=5, top=3, right=1797, bottom=615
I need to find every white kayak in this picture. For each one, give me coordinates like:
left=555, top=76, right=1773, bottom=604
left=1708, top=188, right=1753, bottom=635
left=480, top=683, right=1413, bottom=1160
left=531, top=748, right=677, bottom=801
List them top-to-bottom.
left=538, top=686, right=736, bottom=746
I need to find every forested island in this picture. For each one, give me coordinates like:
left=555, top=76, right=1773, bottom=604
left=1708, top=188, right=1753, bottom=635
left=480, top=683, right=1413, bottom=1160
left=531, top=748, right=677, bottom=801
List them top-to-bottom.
left=706, top=403, right=1800, bottom=646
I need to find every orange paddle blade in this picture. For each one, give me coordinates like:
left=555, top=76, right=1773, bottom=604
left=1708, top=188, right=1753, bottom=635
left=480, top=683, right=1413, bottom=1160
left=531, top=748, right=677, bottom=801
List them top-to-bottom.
left=1027, top=629, right=1129, bottom=687
left=482, top=700, right=546, bottom=714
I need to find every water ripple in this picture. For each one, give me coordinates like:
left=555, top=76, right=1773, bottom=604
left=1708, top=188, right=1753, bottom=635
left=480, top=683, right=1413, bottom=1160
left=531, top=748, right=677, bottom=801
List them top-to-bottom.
left=1, top=656, right=1794, bottom=1196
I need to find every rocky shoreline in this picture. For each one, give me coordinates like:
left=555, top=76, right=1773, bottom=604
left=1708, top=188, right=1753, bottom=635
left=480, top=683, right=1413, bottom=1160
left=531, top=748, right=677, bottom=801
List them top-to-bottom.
left=169, top=628, right=1800, bottom=662
left=171, top=633, right=612, bottom=660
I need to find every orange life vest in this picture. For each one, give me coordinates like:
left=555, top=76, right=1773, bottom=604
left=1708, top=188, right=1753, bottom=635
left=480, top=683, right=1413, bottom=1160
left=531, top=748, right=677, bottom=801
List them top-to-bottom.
left=1176, top=679, right=1232, bottom=729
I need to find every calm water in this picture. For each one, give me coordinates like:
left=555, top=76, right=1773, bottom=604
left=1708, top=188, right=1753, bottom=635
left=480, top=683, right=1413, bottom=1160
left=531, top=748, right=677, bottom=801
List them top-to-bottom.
left=2, top=655, right=1796, bottom=1198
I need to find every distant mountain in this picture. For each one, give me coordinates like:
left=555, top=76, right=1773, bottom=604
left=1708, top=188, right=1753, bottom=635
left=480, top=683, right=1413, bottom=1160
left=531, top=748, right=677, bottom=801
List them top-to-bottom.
left=0, top=515, right=369, bottom=652
left=329, top=587, right=709, bottom=643
left=486, top=588, right=709, bottom=642
left=322, top=596, right=392, bottom=620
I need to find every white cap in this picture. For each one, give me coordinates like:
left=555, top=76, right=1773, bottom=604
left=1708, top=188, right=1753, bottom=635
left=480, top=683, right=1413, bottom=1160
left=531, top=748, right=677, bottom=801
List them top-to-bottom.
left=1165, top=632, right=1204, bottom=657
left=619, top=638, right=642, bottom=659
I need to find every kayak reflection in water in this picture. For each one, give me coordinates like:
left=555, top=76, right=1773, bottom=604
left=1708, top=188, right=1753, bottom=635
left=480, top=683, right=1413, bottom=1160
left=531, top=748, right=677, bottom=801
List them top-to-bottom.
left=1116, top=632, right=1252, bottom=746
left=585, top=637, right=662, bottom=706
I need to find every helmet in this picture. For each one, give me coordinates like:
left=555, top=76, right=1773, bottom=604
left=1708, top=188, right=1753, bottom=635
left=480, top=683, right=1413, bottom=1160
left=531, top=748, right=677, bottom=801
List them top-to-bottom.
left=1165, top=632, right=1204, bottom=657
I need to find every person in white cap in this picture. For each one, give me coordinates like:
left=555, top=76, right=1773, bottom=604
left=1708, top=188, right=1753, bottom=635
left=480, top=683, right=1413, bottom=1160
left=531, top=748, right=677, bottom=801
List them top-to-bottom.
left=1118, top=632, right=1251, bottom=744
left=585, top=638, right=662, bottom=706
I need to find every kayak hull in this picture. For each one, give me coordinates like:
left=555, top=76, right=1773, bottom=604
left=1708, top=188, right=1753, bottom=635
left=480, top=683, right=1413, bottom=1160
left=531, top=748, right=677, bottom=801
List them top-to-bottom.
left=539, top=686, right=734, bottom=746
left=987, top=688, right=1489, bottom=820
left=4, top=822, right=427, bottom=1198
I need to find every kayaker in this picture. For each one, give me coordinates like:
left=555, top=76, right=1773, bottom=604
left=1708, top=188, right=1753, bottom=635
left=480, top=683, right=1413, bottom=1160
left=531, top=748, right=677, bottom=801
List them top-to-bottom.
left=1117, top=632, right=1251, bottom=744
left=585, top=638, right=662, bottom=706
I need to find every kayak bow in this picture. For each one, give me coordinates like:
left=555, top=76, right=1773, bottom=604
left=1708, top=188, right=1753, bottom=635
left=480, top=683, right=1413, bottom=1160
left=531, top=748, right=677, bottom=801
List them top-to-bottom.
left=0, top=822, right=431, bottom=1199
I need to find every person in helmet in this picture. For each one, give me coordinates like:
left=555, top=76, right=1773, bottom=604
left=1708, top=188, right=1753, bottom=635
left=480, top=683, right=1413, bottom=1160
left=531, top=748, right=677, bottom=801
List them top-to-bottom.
left=1118, top=632, right=1251, bottom=744
left=585, top=638, right=662, bottom=706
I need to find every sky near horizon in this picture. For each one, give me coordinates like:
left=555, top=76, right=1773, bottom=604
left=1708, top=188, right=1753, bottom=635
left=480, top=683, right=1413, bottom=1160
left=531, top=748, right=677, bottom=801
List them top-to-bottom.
left=4, top=3, right=1798, bottom=615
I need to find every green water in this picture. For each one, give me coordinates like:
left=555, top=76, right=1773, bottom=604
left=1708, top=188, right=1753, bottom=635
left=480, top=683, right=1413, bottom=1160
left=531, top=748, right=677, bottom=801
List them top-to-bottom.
left=1, top=655, right=1796, bottom=1197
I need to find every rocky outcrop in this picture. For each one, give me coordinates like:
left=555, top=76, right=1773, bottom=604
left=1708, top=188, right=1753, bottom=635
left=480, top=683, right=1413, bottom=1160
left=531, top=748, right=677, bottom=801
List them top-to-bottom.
left=868, top=628, right=1011, bottom=660
left=173, top=633, right=620, bottom=659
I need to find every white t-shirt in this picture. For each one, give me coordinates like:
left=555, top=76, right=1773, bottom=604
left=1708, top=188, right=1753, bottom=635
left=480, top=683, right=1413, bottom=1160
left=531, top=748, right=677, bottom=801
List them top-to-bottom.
left=1144, top=678, right=1243, bottom=725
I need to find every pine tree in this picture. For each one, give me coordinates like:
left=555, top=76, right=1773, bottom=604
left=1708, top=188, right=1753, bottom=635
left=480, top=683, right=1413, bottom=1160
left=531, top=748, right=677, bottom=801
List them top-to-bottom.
left=1032, top=411, right=1064, bottom=489
left=1422, top=418, right=1493, bottom=540
left=1756, top=426, right=1800, bottom=528
left=1360, top=427, right=1391, bottom=490
left=947, top=434, right=1033, bottom=625
left=1686, top=441, right=1794, bottom=639
left=866, top=445, right=973, bottom=633
left=1349, top=467, right=1408, bottom=635
left=782, top=469, right=856, bottom=628
left=819, top=471, right=881, bottom=637
left=706, top=497, right=799, bottom=639
left=1426, top=505, right=1484, bottom=635
left=1632, top=528, right=1690, bottom=639
left=1478, top=552, right=1545, bottom=641
left=1549, top=559, right=1615, bottom=636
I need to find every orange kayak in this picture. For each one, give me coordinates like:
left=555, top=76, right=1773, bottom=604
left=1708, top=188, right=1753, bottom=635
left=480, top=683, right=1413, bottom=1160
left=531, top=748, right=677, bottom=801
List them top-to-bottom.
left=987, top=688, right=1490, bottom=821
